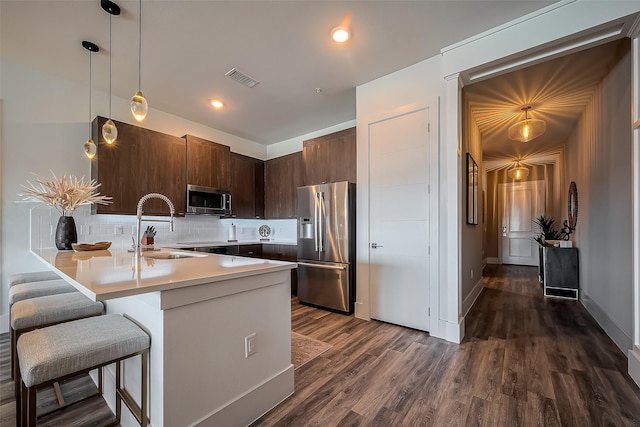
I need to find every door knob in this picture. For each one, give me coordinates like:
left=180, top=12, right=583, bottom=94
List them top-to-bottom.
left=371, top=243, right=383, bottom=248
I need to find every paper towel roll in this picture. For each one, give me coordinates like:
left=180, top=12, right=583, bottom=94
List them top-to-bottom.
left=228, top=223, right=237, bottom=242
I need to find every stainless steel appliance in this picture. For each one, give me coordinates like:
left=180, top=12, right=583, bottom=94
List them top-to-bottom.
left=297, top=181, right=355, bottom=313
left=186, top=184, right=232, bottom=216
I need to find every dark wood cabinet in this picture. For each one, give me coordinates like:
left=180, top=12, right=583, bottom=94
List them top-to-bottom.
left=91, top=117, right=186, bottom=216
left=303, top=127, right=356, bottom=185
left=184, top=135, right=230, bottom=190
left=264, top=152, right=303, bottom=219
left=230, top=153, right=264, bottom=218
left=239, top=244, right=263, bottom=258
left=261, top=244, right=297, bottom=261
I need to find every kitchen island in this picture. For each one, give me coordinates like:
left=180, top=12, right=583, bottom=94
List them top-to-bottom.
left=31, top=247, right=296, bottom=427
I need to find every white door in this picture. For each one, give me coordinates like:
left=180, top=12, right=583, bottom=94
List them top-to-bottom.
left=369, top=108, right=430, bottom=331
left=500, top=180, right=545, bottom=266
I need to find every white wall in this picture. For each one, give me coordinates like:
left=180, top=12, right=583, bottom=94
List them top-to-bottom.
left=565, top=41, right=633, bottom=352
left=355, top=56, right=445, bottom=338
left=460, top=98, right=484, bottom=316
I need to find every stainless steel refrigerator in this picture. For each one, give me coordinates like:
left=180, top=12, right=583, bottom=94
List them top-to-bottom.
left=297, top=181, right=355, bottom=314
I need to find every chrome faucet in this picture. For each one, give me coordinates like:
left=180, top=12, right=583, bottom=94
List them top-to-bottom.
left=135, top=193, right=175, bottom=253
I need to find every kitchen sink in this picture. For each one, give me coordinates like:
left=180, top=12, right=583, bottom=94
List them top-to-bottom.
left=142, top=251, right=207, bottom=260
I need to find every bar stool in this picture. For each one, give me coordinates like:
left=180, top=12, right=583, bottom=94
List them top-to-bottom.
left=8, top=271, right=78, bottom=305
left=9, top=272, right=78, bottom=379
left=11, top=293, right=104, bottom=399
left=16, top=314, right=150, bottom=427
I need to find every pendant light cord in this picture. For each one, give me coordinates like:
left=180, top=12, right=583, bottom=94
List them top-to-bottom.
left=138, top=0, right=142, bottom=91
left=109, top=13, right=112, bottom=119
left=89, top=51, right=92, bottom=136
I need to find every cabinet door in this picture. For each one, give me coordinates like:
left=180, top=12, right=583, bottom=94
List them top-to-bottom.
left=91, top=117, right=146, bottom=214
left=303, top=127, right=356, bottom=185
left=145, top=130, right=186, bottom=216
left=185, top=135, right=230, bottom=190
left=264, top=152, right=303, bottom=218
left=230, top=153, right=264, bottom=218
left=239, top=244, right=263, bottom=258
left=262, top=244, right=297, bottom=261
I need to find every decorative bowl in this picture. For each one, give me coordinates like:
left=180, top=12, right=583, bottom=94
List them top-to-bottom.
left=72, top=241, right=112, bottom=251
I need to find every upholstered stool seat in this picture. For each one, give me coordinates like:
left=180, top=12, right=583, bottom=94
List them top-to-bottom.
left=9, top=271, right=61, bottom=287
left=9, top=279, right=78, bottom=305
left=11, top=293, right=104, bottom=394
left=17, top=314, right=150, bottom=426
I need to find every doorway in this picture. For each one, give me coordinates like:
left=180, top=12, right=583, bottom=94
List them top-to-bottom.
left=368, top=107, right=431, bottom=332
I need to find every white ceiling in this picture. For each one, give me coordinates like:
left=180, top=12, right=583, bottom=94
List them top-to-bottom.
left=1, top=0, right=557, bottom=145
left=464, top=38, right=629, bottom=161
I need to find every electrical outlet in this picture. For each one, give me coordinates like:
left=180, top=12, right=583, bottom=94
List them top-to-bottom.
left=114, top=225, right=124, bottom=235
left=245, top=333, right=257, bottom=358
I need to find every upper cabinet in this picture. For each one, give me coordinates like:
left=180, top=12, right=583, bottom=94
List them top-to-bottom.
left=91, top=117, right=187, bottom=216
left=303, top=127, right=356, bottom=185
left=184, top=135, right=230, bottom=190
left=265, top=152, right=303, bottom=219
left=230, top=153, right=264, bottom=219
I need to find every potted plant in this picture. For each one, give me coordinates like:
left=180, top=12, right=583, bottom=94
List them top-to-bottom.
left=20, top=171, right=112, bottom=250
left=533, top=215, right=562, bottom=247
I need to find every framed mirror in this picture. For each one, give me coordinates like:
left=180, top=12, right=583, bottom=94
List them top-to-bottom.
left=467, top=153, right=478, bottom=225
left=568, top=181, right=578, bottom=229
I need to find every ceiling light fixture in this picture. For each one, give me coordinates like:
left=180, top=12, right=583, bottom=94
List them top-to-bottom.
left=101, top=0, right=120, bottom=145
left=130, top=0, right=148, bottom=121
left=331, top=26, right=350, bottom=43
left=82, top=41, right=99, bottom=160
left=210, top=100, right=224, bottom=109
left=508, top=106, right=546, bottom=143
left=508, top=161, right=530, bottom=181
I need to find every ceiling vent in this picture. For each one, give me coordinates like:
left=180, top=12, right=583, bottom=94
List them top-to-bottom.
left=225, top=68, right=260, bottom=88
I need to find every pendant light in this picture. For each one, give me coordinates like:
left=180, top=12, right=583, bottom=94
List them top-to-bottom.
left=101, top=0, right=120, bottom=145
left=130, top=0, right=148, bottom=121
left=82, top=41, right=99, bottom=160
left=508, top=106, right=546, bottom=143
left=508, top=161, right=530, bottom=181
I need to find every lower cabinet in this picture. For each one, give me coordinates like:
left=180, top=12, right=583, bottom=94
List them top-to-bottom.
left=543, top=247, right=579, bottom=299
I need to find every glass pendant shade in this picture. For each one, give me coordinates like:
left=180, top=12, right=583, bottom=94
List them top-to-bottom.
left=130, top=91, right=148, bottom=121
left=508, top=106, right=546, bottom=143
left=102, top=119, right=118, bottom=144
left=508, top=119, right=546, bottom=142
left=84, top=138, right=97, bottom=159
left=508, top=164, right=529, bottom=180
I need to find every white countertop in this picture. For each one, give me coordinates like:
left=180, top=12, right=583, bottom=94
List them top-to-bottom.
left=169, top=240, right=297, bottom=249
left=31, top=247, right=296, bottom=302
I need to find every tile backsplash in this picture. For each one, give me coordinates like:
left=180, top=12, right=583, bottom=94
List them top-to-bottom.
left=29, top=204, right=297, bottom=250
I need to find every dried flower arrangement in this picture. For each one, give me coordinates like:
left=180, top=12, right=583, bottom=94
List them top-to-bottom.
left=20, top=171, right=112, bottom=216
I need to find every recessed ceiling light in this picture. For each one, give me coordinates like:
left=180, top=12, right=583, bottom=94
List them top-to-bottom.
left=331, top=26, right=350, bottom=43
left=210, top=99, right=224, bottom=109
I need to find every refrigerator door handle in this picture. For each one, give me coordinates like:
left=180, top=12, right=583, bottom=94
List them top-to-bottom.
left=319, top=191, right=324, bottom=252
left=314, top=192, right=319, bottom=252
left=298, top=262, right=346, bottom=271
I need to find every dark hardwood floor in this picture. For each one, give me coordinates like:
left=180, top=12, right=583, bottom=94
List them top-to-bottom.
left=2, top=264, right=639, bottom=426
left=253, top=264, right=640, bottom=426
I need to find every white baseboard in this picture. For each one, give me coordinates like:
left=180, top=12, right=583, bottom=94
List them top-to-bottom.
left=486, top=257, right=500, bottom=265
left=462, top=277, right=484, bottom=318
left=581, top=293, right=632, bottom=354
left=0, top=313, right=8, bottom=334
left=439, top=317, right=464, bottom=344
left=629, top=347, right=640, bottom=388
left=195, top=365, right=294, bottom=427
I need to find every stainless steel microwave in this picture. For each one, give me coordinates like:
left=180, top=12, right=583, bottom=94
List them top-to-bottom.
left=186, top=184, right=232, bottom=215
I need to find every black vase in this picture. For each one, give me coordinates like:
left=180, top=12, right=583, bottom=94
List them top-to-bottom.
left=55, top=215, right=77, bottom=250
